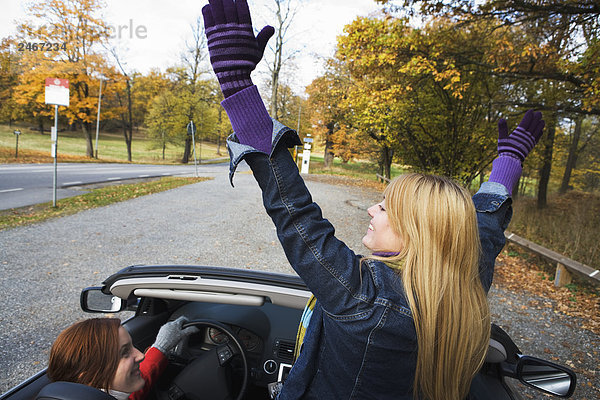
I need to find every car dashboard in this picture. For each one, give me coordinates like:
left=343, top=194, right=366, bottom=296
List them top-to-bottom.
left=167, top=300, right=302, bottom=389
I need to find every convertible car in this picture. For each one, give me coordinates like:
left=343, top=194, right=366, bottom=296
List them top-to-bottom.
left=1, top=265, right=576, bottom=400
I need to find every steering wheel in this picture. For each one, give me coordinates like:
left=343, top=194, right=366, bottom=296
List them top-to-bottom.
left=167, top=319, right=248, bottom=400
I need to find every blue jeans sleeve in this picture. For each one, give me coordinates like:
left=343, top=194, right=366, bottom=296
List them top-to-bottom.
left=242, top=132, right=370, bottom=315
left=473, top=182, right=513, bottom=292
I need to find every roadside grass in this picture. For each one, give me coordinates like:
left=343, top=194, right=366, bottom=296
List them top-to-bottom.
left=0, top=123, right=228, bottom=164
left=0, top=146, right=101, bottom=163
left=307, top=153, right=408, bottom=181
left=0, top=176, right=211, bottom=231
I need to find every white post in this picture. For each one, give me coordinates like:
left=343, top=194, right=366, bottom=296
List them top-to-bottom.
left=94, top=78, right=103, bottom=159
left=52, top=105, right=58, bottom=207
left=301, top=135, right=313, bottom=174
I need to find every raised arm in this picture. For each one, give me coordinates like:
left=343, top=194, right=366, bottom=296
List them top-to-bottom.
left=202, top=0, right=366, bottom=314
left=475, top=110, right=545, bottom=291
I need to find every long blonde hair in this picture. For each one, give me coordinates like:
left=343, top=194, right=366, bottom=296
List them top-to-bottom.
left=377, top=173, right=490, bottom=400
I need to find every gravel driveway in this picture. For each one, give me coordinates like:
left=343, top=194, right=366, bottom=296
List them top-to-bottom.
left=0, top=162, right=597, bottom=398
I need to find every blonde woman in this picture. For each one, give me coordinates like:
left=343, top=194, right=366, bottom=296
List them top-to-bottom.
left=202, top=1, right=544, bottom=398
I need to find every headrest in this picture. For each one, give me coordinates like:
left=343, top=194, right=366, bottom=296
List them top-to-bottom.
left=485, top=324, right=521, bottom=364
left=485, top=338, right=507, bottom=363
left=35, top=382, right=115, bottom=400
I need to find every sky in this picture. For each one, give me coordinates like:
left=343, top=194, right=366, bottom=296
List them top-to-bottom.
left=1, top=0, right=385, bottom=94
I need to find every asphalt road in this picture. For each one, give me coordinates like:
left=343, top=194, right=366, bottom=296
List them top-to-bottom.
left=0, top=162, right=219, bottom=210
left=0, top=163, right=598, bottom=398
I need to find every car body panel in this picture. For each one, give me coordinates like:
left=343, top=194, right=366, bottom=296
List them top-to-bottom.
left=0, top=265, right=575, bottom=400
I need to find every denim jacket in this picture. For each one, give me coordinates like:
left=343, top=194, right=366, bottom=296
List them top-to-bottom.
left=223, top=92, right=512, bottom=400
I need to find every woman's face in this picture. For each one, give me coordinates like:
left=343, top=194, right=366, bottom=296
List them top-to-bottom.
left=362, top=200, right=403, bottom=253
left=111, top=326, right=146, bottom=393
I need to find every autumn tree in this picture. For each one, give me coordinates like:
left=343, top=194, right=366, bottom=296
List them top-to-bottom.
left=14, top=0, right=112, bottom=157
left=377, top=0, right=600, bottom=204
left=334, top=16, right=507, bottom=182
left=0, top=38, right=24, bottom=125
left=306, top=58, right=352, bottom=167
left=131, top=69, right=171, bottom=129
left=145, top=71, right=219, bottom=162
left=145, top=90, right=185, bottom=160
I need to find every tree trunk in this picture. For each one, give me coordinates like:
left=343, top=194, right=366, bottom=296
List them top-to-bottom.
left=537, top=112, right=557, bottom=209
left=559, top=116, right=582, bottom=194
left=82, top=121, right=94, bottom=158
left=323, top=123, right=335, bottom=168
left=182, top=136, right=192, bottom=164
left=382, top=145, right=393, bottom=180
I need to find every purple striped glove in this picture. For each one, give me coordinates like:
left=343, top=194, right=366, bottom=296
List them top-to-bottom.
left=202, top=0, right=274, bottom=98
left=489, top=110, right=545, bottom=195
left=497, top=110, right=545, bottom=162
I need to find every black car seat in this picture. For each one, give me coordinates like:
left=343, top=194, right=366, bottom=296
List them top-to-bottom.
left=35, top=382, right=115, bottom=400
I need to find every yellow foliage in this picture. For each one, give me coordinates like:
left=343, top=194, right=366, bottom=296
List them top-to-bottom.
left=13, top=0, right=120, bottom=128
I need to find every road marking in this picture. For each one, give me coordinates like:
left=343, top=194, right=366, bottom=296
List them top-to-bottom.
left=162, top=173, right=170, bottom=176
left=138, top=174, right=150, bottom=178
left=107, top=177, right=122, bottom=181
left=63, top=181, right=83, bottom=185
left=0, top=188, right=24, bottom=193
left=590, top=270, right=599, bottom=278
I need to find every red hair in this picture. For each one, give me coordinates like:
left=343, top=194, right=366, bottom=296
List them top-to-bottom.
left=47, top=318, right=121, bottom=392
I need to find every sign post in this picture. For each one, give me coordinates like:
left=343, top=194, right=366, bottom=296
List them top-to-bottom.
left=45, top=78, right=69, bottom=207
left=94, top=78, right=103, bottom=159
left=187, top=120, right=198, bottom=177
left=13, top=130, right=21, bottom=158
left=301, top=135, right=313, bottom=174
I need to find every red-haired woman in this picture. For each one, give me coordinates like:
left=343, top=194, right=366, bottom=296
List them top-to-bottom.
left=47, top=317, right=196, bottom=400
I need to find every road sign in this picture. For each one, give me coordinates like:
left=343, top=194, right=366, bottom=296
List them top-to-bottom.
left=45, top=78, right=70, bottom=107
left=45, top=79, right=68, bottom=207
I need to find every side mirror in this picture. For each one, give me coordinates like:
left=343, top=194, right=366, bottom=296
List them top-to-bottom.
left=80, top=287, right=126, bottom=313
left=517, top=356, right=577, bottom=398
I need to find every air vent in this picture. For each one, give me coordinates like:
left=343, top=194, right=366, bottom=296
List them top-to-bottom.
left=276, top=340, right=295, bottom=363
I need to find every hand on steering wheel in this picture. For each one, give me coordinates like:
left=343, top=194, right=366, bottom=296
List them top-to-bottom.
left=167, top=320, right=249, bottom=400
